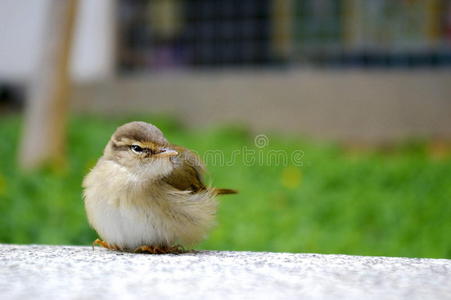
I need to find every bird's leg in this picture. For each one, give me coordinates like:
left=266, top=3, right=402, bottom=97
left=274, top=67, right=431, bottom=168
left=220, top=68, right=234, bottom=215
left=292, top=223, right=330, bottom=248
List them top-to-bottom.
left=92, top=238, right=121, bottom=251
left=134, top=244, right=187, bottom=254
left=165, top=244, right=187, bottom=254
left=134, top=245, right=163, bottom=254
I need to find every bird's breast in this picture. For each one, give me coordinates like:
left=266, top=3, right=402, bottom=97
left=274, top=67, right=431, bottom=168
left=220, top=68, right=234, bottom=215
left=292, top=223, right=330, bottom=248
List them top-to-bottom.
left=83, top=161, right=217, bottom=250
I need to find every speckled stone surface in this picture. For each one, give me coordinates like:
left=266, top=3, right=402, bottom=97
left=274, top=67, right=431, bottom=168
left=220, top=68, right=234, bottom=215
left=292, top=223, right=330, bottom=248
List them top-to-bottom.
left=0, top=244, right=450, bottom=300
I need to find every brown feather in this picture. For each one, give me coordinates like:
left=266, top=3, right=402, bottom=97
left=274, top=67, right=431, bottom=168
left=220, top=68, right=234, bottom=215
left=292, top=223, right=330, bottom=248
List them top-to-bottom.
left=162, top=145, right=237, bottom=196
left=162, top=145, right=207, bottom=193
left=214, top=188, right=238, bottom=195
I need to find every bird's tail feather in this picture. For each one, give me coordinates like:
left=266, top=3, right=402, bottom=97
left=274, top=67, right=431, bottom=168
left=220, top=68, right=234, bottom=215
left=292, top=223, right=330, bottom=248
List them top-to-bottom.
left=214, top=188, right=238, bottom=195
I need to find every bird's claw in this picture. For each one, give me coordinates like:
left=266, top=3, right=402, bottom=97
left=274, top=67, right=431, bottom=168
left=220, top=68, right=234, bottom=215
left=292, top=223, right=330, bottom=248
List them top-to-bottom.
left=92, top=238, right=121, bottom=251
left=134, top=244, right=187, bottom=254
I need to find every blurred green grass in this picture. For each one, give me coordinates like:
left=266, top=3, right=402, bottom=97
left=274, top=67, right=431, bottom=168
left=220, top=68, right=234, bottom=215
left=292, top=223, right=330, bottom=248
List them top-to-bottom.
left=0, top=114, right=450, bottom=258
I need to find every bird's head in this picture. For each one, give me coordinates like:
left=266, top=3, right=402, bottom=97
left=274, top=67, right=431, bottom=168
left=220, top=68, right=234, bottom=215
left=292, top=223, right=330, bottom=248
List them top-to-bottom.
left=104, top=121, right=178, bottom=180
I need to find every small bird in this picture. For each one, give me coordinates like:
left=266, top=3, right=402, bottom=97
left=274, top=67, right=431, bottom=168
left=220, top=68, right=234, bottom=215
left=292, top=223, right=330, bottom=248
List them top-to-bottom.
left=83, top=121, right=236, bottom=254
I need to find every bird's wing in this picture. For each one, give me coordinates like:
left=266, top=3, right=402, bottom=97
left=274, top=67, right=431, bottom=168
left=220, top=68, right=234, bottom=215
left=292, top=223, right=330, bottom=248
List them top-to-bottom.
left=162, top=145, right=207, bottom=193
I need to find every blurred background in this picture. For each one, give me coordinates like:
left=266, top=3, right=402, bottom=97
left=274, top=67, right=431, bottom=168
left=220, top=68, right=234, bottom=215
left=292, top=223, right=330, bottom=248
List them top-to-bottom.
left=0, top=0, right=451, bottom=258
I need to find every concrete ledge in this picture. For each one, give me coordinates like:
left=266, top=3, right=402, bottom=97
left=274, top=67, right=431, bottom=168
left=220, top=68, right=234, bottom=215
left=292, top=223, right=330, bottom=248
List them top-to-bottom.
left=1, top=244, right=450, bottom=299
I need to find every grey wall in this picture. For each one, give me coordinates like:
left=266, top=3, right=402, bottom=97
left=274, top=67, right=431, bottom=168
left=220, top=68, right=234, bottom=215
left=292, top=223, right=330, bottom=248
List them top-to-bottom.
left=72, top=70, right=451, bottom=144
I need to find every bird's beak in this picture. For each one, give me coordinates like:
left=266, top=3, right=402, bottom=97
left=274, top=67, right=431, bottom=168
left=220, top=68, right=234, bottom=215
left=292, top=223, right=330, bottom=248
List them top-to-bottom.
left=157, top=148, right=178, bottom=158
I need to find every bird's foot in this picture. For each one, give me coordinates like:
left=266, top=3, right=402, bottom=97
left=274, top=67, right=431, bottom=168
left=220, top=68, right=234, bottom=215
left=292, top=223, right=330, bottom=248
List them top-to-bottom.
left=92, top=238, right=121, bottom=251
left=134, top=244, right=187, bottom=254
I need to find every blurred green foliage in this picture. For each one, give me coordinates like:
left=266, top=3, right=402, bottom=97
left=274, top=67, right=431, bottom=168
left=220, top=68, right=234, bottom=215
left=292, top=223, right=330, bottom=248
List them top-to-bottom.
left=0, top=115, right=450, bottom=258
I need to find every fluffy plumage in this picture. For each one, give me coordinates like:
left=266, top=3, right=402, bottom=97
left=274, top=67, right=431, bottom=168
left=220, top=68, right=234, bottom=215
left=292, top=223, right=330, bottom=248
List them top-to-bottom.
left=82, top=121, right=235, bottom=252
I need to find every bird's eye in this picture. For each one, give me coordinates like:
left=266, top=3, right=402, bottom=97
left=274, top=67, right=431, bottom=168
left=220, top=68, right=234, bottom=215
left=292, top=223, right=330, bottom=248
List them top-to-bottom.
left=130, top=144, right=143, bottom=153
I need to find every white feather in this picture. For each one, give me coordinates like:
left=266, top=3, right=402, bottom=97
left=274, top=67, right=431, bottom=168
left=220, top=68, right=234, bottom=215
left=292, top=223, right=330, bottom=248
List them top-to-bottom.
left=83, top=159, right=217, bottom=250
